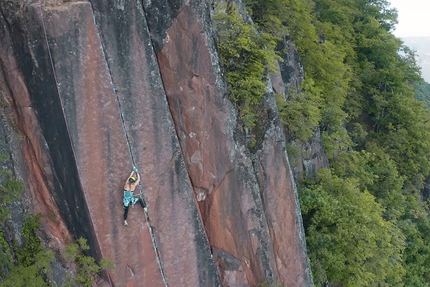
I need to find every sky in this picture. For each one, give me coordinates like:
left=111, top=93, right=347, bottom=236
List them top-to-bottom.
left=388, top=0, right=430, bottom=37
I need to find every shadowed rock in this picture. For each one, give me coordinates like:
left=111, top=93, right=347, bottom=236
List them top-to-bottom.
left=0, top=0, right=313, bottom=286
left=1, top=0, right=219, bottom=286
left=145, top=0, right=313, bottom=286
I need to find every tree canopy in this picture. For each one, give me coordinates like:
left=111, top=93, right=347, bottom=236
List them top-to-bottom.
left=216, top=0, right=430, bottom=285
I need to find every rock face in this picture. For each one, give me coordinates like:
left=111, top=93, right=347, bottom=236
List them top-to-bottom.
left=0, top=0, right=312, bottom=286
left=150, top=1, right=312, bottom=285
left=270, top=36, right=329, bottom=182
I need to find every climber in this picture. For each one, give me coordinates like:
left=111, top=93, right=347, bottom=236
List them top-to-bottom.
left=123, top=170, right=147, bottom=226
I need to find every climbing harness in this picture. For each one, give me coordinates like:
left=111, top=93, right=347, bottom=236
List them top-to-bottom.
left=37, top=3, right=167, bottom=285
left=88, top=4, right=168, bottom=286
left=123, top=190, right=134, bottom=207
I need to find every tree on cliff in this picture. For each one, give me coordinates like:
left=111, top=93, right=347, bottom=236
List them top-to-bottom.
left=217, top=0, right=430, bottom=285
left=214, top=2, right=281, bottom=128
left=415, top=80, right=430, bottom=108
left=300, top=168, right=405, bottom=286
left=0, top=213, right=112, bottom=286
left=0, top=214, right=54, bottom=287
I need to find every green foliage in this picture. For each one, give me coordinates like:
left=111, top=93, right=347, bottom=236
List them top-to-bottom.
left=236, top=0, right=430, bottom=285
left=245, top=0, right=352, bottom=141
left=243, top=2, right=282, bottom=38
left=214, top=3, right=281, bottom=127
left=276, top=80, right=321, bottom=142
left=415, top=80, right=430, bottom=108
left=0, top=127, right=112, bottom=287
left=354, top=148, right=406, bottom=220
left=0, top=153, right=50, bottom=286
left=0, top=154, right=46, bottom=285
left=0, top=154, right=9, bottom=162
left=300, top=168, right=405, bottom=286
left=0, top=169, right=23, bottom=222
left=0, top=214, right=54, bottom=287
left=14, top=214, right=44, bottom=267
left=400, top=217, right=430, bottom=285
left=0, top=229, right=11, bottom=278
left=65, top=237, right=113, bottom=287
left=0, top=250, right=53, bottom=287
left=0, top=250, right=54, bottom=287
left=99, top=258, right=114, bottom=270
left=257, top=279, right=287, bottom=287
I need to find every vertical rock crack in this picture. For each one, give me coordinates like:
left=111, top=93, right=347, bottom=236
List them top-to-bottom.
left=88, top=2, right=169, bottom=286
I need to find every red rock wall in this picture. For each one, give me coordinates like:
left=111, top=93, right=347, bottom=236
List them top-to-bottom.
left=0, top=0, right=313, bottom=286
left=1, top=1, right=219, bottom=286
left=147, top=1, right=313, bottom=286
left=151, top=2, right=272, bottom=285
left=0, top=3, right=73, bottom=259
left=38, top=3, right=167, bottom=286
left=254, top=123, right=312, bottom=287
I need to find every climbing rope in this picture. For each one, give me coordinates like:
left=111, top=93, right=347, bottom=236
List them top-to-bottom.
left=88, top=5, right=169, bottom=286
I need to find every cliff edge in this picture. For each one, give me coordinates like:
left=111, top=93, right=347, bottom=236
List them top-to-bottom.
left=0, top=0, right=312, bottom=286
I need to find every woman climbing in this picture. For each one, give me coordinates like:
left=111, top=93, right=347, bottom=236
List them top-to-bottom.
left=123, top=170, right=147, bottom=226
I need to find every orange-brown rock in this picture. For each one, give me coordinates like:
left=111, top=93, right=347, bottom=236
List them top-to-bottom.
left=0, top=0, right=313, bottom=286
left=1, top=1, right=219, bottom=286
left=150, top=1, right=312, bottom=286
left=0, top=2, right=73, bottom=262
left=254, top=121, right=312, bottom=286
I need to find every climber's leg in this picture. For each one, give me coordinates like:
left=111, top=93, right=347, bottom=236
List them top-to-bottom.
left=123, top=205, right=129, bottom=226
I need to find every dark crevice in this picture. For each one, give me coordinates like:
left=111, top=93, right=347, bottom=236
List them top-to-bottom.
left=3, top=1, right=100, bottom=266
left=88, top=1, right=168, bottom=285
